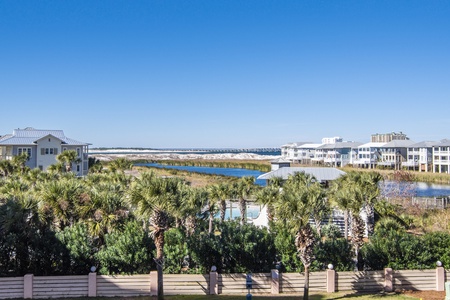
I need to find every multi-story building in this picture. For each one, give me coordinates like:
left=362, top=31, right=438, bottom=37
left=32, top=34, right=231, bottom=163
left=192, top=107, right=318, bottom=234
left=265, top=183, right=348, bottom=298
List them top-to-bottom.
left=0, top=127, right=90, bottom=176
left=280, top=132, right=450, bottom=173
left=371, top=132, right=409, bottom=143
left=322, top=136, right=343, bottom=144
left=433, top=139, right=450, bottom=174
left=377, top=140, right=416, bottom=170
left=318, top=141, right=362, bottom=167
left=403, top=141, right=435, bottom=172
left=281, top=142, right=321, bottom=164
left=353, top=142, right=385, bottom=169
left=295, top=143, right=321, bottom=164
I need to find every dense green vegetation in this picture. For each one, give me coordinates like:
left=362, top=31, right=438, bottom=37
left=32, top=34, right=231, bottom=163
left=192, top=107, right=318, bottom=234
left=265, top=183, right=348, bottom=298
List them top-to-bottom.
left=1, top=156, right=449, bottom=299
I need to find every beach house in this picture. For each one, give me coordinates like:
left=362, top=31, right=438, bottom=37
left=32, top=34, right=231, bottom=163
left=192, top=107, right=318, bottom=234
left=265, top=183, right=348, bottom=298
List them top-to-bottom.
left=0, top=127, right=90, bottom=176
left=432, top=139, right=450, bottom=174
left=377, top=140, right=416, bottom=170
left=402, top=141, right=435, bottom=172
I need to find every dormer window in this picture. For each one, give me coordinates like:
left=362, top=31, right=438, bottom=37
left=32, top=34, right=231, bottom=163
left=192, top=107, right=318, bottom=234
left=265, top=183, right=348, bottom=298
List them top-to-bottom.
left=49, top=138, right=51, bottom=142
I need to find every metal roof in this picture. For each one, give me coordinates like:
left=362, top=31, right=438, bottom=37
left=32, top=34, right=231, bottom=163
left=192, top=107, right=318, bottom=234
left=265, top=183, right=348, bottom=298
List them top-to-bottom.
left=0, top=128, right=89, bottom=146
left=436, top=139, right=450, bottom=147
left=380, top=140, right=416, bottom=148
left=317, top=141, right=363, bottom=149
left=408, top=141, right=438, bottom=148
left=358, top=142, right=386, bottom=148
left=298, top=143, right=322, bottom=149
left=257, top=167, right=346, bottom=182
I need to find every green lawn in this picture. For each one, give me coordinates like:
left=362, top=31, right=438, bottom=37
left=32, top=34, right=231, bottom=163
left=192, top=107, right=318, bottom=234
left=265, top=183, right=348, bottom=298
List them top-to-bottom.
left=81, top=292, right=418, bottom=300
left=158, top=293, right=418, bottom=300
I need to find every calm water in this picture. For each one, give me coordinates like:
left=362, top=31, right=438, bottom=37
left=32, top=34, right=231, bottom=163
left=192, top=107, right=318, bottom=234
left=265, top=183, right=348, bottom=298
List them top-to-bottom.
left=137, top=163, right=450, bottom=197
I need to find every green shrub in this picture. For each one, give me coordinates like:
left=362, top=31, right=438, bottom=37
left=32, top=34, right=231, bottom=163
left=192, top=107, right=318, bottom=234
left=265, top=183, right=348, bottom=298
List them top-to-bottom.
left=96, top=220, right=155, bottom=274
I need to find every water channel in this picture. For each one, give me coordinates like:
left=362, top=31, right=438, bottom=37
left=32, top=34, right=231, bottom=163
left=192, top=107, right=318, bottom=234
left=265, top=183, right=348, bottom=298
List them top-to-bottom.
left=135, top=163, right=450, bottom=198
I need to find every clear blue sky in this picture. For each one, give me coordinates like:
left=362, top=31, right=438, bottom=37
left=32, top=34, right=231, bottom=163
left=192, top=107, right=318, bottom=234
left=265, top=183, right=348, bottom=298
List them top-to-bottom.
left=1, top=1, right=449, bottom=148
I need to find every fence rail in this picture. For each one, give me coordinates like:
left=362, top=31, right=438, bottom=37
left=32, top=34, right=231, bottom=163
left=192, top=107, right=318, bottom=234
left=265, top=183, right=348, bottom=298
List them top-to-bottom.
left=412, top=197, right=450, bottom=209
left=0, top=267, right=446, bottom=299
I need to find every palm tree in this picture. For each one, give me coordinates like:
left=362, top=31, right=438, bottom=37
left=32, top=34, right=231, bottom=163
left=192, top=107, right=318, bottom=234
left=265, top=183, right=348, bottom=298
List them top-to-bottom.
left=57, top=150, right=81, bottom=173
left=11, top=152, right=30, bottom=174
left=108, top=158, right=133, bottom=173
left=0, top=160, right=14, bottom=177
left=359, top=171, right=383, bottom=235
left=128, top=172, right=185, bottom=300
left=272, top=172, right=318, bottom=300
left=329, top=174, right=355, bottom=240
left=235, top=176, right=255, bottom=225
left=37, top=177, right=83, bottom=230
left=78, top=181, right=128, bottom=244
left=309, top=182, right=329, bottom=238
left=208, top=183, right=232, bottom=224
left=255, top=184, right=280, bottom=224
left=182, top=186, right=206, bottom=236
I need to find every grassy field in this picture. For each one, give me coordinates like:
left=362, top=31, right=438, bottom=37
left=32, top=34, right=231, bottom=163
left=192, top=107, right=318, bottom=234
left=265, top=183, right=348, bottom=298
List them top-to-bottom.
left=61, top=292, right=421, bottom=300
left=156, top=293, right=419, bottom=299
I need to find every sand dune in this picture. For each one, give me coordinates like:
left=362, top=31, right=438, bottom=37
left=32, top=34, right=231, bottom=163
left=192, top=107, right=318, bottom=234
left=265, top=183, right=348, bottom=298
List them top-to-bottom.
left=91, top=152, right=279, bottom=162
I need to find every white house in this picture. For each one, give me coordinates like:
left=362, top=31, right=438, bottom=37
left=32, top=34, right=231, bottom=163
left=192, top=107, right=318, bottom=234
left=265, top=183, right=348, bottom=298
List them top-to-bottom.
left=0, top=127, right=90, bottom=176
left=432, top=139, right=450, bottom=174
left=377, top=140, right=416, bottom=170
left=317, top=141, right=362, bottom=167
left=403, top=141, right=435, bottom=172
left=281, top=142, right=312, bottom=162
left=353, top=142, right=385, bottom=169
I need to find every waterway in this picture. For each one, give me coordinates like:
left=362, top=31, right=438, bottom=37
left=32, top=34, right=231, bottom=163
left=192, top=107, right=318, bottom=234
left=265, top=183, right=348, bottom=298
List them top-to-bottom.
left=135, top=163, right=266, bottom=186
left=136, top=163, right=450, bottom=198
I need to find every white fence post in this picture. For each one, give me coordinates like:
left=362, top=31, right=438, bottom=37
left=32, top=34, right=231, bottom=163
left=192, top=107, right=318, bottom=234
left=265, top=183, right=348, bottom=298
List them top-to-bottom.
left=436, top=266, right=445, bottom=291
left=384, top=268, right=393, bottom=292
left=271, top=269, right=280, bottom=294
left=326, top=269, right=335, bottom=293
left=150, top=271, right=158, bottom=296
left=209, top=271, right=218, bottom=295
left=88, top=272, right=97, bottom=297
left=23, top=274, right=33, bottom=299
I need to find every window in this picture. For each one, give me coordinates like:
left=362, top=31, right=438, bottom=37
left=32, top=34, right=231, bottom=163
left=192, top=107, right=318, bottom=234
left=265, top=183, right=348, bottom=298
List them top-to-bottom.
left=18, top=147, right=32, bottom=159
left=41, top=148, right=59, bottom=155
left=76, top=148, right=81, bottom=157
left=77, top=165, right=80, bottom=172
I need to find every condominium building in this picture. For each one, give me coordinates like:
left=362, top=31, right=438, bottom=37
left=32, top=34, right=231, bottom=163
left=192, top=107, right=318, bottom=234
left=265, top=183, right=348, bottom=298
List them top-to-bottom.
left=371, top=132, right=409, bottom=143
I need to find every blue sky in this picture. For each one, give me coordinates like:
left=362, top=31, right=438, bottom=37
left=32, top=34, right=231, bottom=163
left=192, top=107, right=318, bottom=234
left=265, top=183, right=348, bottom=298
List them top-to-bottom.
left=1, top=1, right=449, bottom=148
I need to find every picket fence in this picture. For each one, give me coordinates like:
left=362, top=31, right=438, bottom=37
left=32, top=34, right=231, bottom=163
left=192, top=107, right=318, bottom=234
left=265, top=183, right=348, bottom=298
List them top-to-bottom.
left=0, top=268, right=447, bottom=299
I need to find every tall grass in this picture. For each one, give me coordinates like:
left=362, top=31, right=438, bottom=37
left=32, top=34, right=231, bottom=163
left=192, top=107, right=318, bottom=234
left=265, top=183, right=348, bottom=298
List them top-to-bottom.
left=140, top=160, right=272, bottom=172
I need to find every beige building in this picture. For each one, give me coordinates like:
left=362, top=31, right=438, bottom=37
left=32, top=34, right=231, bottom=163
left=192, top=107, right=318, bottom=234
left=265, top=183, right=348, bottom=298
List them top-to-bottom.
left=371, top=132, right=409, bottom=143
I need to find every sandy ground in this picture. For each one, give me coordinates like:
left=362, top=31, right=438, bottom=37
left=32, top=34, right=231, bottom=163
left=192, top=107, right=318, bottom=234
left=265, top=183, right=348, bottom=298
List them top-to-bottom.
left=91, top=152, right=278, bottom=162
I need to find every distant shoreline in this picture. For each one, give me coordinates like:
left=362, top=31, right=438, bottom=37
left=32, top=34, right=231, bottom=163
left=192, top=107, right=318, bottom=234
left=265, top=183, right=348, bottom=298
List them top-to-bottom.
left=89, top=148, right=281, bottom=161
left=90, top=151, right=280, bottom=162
